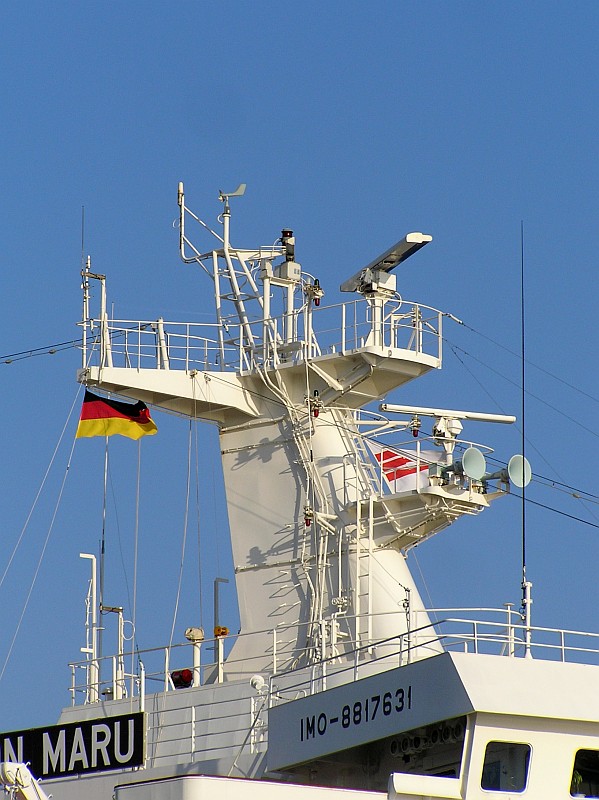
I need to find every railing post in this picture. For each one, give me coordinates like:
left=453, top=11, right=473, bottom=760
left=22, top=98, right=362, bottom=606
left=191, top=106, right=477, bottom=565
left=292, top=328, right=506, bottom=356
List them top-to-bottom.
left=156, top=318, right=170, bottom=369
left=522, top=579, right=533, bottom=659
left=505, top=603, right=515, bottom=657
left=216, top=636, right=225, bottom=683
left=192, top=639, right=202, bottom=688
left=112, top=656, right=118, bottom=699
left=139, top=661, right=146, bottom=713
left=70, top=665, right=76, bottom=706
left=191, top=705, right=196, bottom=757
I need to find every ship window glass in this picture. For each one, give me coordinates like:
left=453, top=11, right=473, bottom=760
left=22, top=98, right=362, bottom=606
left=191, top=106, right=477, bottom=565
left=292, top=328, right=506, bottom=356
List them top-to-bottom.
left=481, top=741, right=530, bottom=793
left=571, top=749, right=599, bottom=797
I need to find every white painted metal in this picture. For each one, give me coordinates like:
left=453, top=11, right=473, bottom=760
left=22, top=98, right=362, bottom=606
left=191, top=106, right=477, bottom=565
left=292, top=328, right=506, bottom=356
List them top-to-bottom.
left=17, top=186, right=597, bottom=800
left=380, top=403, right=517, bottom=425
left=79, top=553, right=99, bottom=704
left=0, top=763, right=51, bottom=800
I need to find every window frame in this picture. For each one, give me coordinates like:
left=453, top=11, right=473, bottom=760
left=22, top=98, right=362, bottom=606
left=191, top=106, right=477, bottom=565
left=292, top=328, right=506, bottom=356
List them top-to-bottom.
left=480, top=739, right=532, bottom=794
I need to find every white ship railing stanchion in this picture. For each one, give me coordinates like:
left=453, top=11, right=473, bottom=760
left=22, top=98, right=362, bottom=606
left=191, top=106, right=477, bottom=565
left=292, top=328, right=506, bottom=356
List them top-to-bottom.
left=156, top=318, right=169, bottom=369
left=80, top=553, right=100, bottom=703
left=522, top=579, right=533, bottom=658
left=505, top=603, right=515, bottom=657
left=216, top=636, right=225, bottom=683
left=163, top=647, right=170, bottom=693
left=111, top=656, right=117, bottom=699
left=139, top=660, right=145, bottom=712
left=70, top=665, right=76, bottom=706
left=191, top=705, right=196, bottom=756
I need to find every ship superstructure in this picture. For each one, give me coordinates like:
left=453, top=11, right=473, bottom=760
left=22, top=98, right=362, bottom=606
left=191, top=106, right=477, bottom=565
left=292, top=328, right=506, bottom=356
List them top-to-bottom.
left=77, top=183, right=512, bottom=678
left=3, top=186, right=599, bottom=800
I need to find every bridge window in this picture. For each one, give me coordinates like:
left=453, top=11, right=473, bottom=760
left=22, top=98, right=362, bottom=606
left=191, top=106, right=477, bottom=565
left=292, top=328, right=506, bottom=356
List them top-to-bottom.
left=481, top=741, right=531, bottom=793
left=571, top=749, right=599, bottom=797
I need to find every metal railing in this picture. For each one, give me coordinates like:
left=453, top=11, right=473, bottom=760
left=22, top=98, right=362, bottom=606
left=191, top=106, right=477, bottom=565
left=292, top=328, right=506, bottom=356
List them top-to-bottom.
left=79, top=298, right=443, bottom=374
left=68, top=607, right=599, bottom=710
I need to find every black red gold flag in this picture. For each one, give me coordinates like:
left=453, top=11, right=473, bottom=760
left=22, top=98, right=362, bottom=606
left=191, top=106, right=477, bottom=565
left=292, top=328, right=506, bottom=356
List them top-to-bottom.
left=76, top=390, right=157, bottom=440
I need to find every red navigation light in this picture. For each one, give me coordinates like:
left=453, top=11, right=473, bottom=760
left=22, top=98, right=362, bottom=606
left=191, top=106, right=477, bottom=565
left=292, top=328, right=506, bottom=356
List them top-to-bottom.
left=171, top=668, right=193, bottom=689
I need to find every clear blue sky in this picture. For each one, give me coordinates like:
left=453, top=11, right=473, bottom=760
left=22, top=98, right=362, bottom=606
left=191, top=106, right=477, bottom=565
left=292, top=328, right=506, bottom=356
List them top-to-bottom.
left=2, top=1, right=599, bottom=730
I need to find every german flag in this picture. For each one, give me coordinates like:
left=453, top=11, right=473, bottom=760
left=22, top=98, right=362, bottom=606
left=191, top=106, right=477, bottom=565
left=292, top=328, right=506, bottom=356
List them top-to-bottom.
left=76, top=390, right=158, bottom=440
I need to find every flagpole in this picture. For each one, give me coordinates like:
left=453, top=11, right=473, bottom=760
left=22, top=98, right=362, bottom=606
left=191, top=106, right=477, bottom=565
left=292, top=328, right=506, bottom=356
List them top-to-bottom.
left=98, top=437, right=109, bottom=686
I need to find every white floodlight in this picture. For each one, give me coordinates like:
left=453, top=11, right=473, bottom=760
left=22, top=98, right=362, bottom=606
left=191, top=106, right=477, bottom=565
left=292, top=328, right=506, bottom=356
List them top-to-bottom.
left=340, top=232, right=433, bottom=293
left=185, top=626, right=205, bottom=642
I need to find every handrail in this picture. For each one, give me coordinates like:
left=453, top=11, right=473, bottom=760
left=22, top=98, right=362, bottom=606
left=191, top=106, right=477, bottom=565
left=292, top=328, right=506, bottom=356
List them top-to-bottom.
left=79, top=296, right=443, bottom=374
left=68, top=606, right=599, bottom=707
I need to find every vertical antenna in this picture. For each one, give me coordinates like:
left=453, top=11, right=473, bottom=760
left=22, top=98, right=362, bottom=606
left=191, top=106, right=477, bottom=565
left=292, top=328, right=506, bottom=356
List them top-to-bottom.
left=81, top=205, right=85, bottom=268
left=520, top=220, right=526, bottom=575
left=520, top=221, right=532, bottom=656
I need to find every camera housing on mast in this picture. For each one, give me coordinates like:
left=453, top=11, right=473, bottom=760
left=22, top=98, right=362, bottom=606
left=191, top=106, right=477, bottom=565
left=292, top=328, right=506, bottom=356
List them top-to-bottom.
left=270, top=228, right=302, bottom=284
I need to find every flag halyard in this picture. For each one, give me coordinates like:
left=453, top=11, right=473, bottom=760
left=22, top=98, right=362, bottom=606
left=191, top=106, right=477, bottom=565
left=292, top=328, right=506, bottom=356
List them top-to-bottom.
left=76, top=390, right=158, bottom=440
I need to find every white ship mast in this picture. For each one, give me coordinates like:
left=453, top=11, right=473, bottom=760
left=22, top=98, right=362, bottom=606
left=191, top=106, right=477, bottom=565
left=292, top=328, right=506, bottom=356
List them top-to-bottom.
left=78, top=184, right=517, bottom=677
left=21, top=185, right=599, bottom=800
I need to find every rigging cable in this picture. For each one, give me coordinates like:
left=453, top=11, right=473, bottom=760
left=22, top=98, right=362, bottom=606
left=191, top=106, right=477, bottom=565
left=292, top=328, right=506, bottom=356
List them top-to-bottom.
left=458, top=322, right=599, bottom=409
left=447, top=342, right=599, bottom=530
left=206, top=367, right=599, bottom=529
left=192, top=381, right=204, bottom=627
left=0, top=388, right=83, bottom=683
left=168, top=419, right=193, bottom=650
left=130, top=440, right=142, bottom=697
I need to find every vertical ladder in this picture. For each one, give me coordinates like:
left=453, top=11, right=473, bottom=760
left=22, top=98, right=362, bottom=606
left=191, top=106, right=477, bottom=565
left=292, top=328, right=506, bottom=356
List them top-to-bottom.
left=355, top=495, right=375, bottom=652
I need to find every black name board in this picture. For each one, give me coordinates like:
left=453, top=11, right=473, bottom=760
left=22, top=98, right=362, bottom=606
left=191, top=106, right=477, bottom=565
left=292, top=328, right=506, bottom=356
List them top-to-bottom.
left=0, top=712, right=144, bottom=779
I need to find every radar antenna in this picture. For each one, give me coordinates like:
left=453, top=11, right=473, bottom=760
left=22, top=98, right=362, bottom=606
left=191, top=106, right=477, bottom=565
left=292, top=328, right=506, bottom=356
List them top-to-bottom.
left=340, top=232, right=432, bottom=294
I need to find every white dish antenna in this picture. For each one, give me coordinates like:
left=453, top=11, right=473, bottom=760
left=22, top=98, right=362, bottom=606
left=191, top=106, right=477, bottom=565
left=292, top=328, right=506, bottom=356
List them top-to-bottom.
left=461, top=446, right=487, bottom=480
left=452, top=447, right=532, bottom=487
left=506, top=454, right=532, bottom=488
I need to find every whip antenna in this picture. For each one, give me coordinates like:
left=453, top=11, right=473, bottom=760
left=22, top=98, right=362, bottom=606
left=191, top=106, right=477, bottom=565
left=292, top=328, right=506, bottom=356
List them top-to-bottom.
left=520, top=221, right=532, bottom=656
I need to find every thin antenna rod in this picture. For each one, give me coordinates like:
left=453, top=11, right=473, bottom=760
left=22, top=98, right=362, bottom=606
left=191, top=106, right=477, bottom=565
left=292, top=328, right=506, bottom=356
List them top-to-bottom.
left=81, top=206, right=85, bottom=269
left=520, top=220, right=532, bottom=657
left=521, top=220, right=526, bottom=575
left=98, top=439, right=109, bottom=676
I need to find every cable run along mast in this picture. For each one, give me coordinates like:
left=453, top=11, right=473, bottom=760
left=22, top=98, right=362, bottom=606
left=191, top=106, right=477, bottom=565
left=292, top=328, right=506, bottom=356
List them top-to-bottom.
left=79, top=183, right=527, bottom=678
